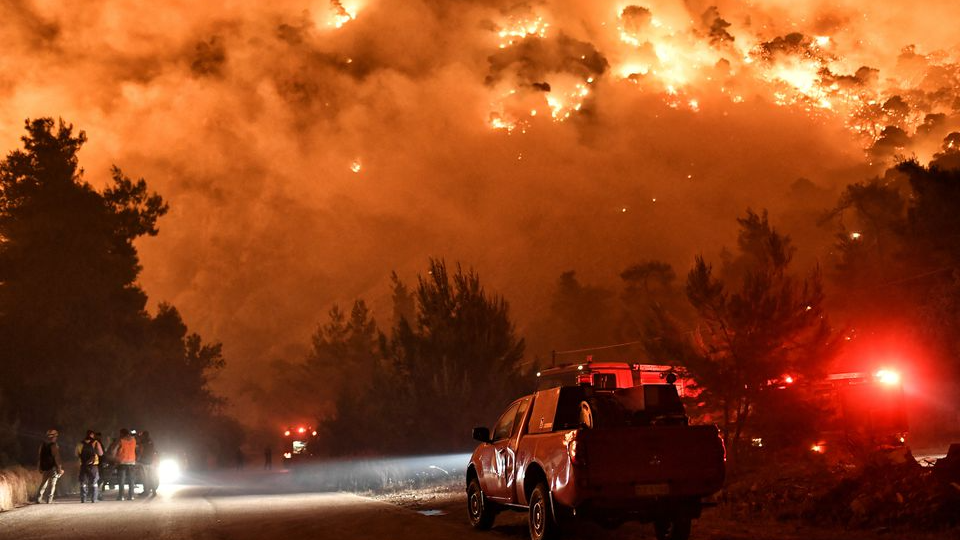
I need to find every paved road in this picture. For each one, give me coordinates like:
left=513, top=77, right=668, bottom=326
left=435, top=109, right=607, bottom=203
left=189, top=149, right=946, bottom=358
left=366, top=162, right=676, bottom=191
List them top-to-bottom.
left=2, top=470, right=948, bottom=540
left=0, top=473, right=470, bottom=540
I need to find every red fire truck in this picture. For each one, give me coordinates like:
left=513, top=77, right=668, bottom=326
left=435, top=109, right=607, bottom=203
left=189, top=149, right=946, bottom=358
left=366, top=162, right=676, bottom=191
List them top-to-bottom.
left=808, top=369, right=908, bottom=455
left=281, top=425, right=319, bottom=467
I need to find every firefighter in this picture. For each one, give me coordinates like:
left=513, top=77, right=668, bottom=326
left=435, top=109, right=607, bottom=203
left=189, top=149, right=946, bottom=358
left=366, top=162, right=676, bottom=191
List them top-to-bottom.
left=115, top=428, right=138, bottom=500
left=35, top=429, right=64, bottom=504
left=77, top=430, right=104, bottom=503
left=137, top=431, right=158, bottom=497
left=97, top=432, right=114, bottom=500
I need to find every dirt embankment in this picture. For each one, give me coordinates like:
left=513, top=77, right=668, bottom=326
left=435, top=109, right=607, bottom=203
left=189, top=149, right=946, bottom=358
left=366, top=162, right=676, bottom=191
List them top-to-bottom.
left=721, top=451, right=960, bottom=534
left=0, top=467, right=41, bottom=511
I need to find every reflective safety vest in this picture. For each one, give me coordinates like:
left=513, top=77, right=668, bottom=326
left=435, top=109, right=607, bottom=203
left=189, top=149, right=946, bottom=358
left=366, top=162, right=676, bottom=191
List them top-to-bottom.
left=117, top=437, right=137, bottom=465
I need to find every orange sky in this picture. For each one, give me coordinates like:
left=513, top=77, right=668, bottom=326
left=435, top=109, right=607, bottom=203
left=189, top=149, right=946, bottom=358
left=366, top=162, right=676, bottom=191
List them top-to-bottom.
left=1, top=0, right=957, bottom=421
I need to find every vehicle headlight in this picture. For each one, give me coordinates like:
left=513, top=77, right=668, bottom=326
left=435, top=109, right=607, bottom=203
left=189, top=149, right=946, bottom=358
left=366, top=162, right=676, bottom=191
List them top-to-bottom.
left=158, top=458, right=182, bottom=484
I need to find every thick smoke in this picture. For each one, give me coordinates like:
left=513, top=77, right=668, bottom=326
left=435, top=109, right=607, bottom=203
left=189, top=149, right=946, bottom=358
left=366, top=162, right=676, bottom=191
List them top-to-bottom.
left=1, top=0, right=957, bottom=424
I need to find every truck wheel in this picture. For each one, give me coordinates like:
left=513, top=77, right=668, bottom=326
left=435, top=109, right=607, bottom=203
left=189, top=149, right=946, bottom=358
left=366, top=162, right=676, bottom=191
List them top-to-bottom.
left=467, top=477, right=496, bottom=529
left=529, top=483, right=560, bottom=540
left=654, top=517, right=691, bottom=540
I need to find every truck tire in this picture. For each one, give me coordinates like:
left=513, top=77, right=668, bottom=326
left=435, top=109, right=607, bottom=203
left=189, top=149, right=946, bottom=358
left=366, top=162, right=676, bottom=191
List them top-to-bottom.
left=467, top=477, right=496, bottom=529
left=529, top=483, right=560, bottom=540
left=654, top=517, right=691, bottom=540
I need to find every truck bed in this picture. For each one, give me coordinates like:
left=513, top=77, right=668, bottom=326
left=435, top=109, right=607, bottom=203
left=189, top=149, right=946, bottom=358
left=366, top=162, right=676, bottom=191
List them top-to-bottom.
left=575, top=424, right=725, bottom=498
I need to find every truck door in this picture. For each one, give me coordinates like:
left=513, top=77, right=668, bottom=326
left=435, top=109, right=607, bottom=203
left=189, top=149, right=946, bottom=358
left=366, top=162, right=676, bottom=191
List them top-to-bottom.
left=486, top=397, right=531, bottom=503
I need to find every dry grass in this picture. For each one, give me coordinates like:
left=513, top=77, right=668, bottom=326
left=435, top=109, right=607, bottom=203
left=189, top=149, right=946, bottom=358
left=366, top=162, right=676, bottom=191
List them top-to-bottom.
left=0, top=466, right=41, bottom=511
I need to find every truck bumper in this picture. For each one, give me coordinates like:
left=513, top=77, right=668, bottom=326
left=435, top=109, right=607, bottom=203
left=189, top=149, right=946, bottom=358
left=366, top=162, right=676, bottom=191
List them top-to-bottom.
left=555, top=482, right=712, bottom=522
left=569, top=494, right=703, bottom=522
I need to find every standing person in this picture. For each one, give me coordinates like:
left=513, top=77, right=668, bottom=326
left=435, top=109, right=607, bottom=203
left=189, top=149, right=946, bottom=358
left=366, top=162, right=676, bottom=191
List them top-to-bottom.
left=114, top=428, right=138, bottom=501
left=35, top=429, right=63, bottom=504
left=76, top=430, right=104, bottom=503
left=137, top=431, right=158, bottom=497
left=94, top=432, right=108, bottom=500
left=98, top=432, right=116, bottom=500
left=264, top=446, right=272, bottom=470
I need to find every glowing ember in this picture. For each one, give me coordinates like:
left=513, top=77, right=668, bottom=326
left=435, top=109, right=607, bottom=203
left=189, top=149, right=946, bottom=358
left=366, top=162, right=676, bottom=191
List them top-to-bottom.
left=489, top=113, right=516, bottom=132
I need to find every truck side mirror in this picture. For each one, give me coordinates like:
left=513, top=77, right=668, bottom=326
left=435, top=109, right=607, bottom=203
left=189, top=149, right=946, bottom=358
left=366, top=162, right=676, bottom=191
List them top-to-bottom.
left=472, top=427, right=491, bottom=443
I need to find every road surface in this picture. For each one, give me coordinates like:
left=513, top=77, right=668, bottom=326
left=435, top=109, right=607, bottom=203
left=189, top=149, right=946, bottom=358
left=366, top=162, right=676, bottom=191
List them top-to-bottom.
left=1, top=470, right=949, bottom=540
left=0, top=471, right=470, bottom=540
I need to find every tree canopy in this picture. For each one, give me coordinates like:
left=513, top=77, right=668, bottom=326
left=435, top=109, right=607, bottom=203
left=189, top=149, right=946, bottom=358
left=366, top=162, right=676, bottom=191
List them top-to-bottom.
left=0, top=118, right=236, bottom=465
left=644, top=210, right=838, bottom=459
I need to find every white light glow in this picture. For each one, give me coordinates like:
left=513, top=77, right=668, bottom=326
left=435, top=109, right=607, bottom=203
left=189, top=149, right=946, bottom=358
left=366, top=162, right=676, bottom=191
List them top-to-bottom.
left=875, top=369, right=901, bottom=385
left=158, top=458, right=182, bottom=484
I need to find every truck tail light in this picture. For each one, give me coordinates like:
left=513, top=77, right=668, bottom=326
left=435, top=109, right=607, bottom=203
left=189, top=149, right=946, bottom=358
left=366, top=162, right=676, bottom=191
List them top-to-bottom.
left=577, top=374, right=592, bottom=385
left=568, top=438, right=586, bottom=466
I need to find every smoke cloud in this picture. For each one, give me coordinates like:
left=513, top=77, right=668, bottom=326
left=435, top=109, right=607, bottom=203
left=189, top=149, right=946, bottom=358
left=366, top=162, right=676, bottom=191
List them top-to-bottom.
left=1, top=0, right=957, bottom=422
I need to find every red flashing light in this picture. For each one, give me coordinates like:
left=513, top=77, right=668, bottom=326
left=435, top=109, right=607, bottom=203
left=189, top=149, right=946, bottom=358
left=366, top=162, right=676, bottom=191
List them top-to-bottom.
left=784, top=375, right=794, bottom=384
left=298, top=427, right=306, bottom=434
left=283, top=430, right=290, bottom=437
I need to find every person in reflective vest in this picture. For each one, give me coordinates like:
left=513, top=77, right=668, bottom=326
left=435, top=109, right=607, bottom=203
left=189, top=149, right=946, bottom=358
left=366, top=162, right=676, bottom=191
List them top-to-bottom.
left=114, top=428, right=138, bottom=501
left=76, top=430, right=104, bottom=503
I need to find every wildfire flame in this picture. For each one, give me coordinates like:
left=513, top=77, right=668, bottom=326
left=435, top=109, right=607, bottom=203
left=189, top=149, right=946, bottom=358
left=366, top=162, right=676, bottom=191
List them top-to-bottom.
left=327, top=0, right=358, bottom=28
left=483, top=3, right=960, bottom=158
left=497, top=15, right=549, bottom=49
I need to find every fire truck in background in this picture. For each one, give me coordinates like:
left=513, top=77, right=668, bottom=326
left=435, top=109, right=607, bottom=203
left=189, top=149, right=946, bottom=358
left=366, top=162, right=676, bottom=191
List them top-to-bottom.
left=538, top=359, right=909, bottom=457
left=807, top=368, right=909, bottom=455
left=281, top=425, right=320, bottom=468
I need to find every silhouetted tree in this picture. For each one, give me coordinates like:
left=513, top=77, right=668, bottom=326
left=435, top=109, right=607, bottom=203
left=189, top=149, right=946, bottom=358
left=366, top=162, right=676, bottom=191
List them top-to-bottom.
left=0, top=118, right=233, bottom=464
left=645, top=210, right=837, bottom=461
left=389, top=259, right=526, bottom=452
left=322, top=260, right=526, bottom=455
left=619, top=260, right=689, bottom=339
left=389, top=271, right=415, bottom=327
left=546, top=271, right=619, bottom=353
left=309, top=301, right=380, bottom=415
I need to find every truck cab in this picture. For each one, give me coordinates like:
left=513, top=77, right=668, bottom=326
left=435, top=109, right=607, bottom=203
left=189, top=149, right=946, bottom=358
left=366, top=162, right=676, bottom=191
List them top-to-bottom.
left=467, top=383, right=725, bottom=540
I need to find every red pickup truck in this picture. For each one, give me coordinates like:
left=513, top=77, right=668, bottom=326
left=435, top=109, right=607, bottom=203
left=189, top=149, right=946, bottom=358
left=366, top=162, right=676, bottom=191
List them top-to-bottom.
left=466, top=384, right=725, bottom=540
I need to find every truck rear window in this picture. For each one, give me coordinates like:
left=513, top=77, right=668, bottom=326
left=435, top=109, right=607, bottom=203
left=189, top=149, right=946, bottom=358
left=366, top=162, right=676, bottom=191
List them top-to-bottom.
left=592, top=373, right=618, bottom=389
left=528, top=384, right=686, bottom=433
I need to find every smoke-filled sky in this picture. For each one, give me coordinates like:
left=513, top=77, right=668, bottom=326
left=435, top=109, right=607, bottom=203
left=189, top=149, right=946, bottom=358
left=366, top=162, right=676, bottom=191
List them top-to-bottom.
left=2, top=0, right=959, bottom=413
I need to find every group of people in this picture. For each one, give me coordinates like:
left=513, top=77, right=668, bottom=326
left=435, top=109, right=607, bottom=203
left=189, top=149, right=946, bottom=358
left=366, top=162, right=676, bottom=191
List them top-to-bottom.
left=36, top=427, right=159, bottom=504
